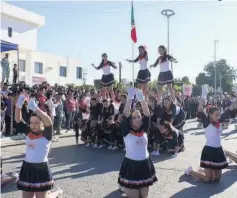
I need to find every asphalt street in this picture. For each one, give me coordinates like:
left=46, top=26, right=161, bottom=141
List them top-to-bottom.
left=1, top=119, right=237, bottom=198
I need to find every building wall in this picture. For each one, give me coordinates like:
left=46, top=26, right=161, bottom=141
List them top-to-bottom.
left=1, top=28, right=38, bottom=51
left=17, top=51, right=83, bottom=86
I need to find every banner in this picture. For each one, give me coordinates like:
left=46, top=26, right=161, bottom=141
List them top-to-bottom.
left=201, top=84, right=209, bottom=99
left=182, top=85, right=192, bottom=96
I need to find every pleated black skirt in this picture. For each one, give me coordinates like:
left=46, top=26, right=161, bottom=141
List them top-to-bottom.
left=136, top=69, right=151, bottom=83
left=157, top=71, right=174, bottom=85
left=101, top=73, right=115, bottom=87
left=200, top=146, right=228, bottom=169
left=118, top=157, right=157, bottom=189
left=17, top=161, right=54, bottom=192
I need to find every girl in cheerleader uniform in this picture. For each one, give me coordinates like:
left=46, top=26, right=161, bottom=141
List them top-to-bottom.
left=150, top=45, right=177, bottom=102
left=127, top=46, right=151, bottom=101
left=92, top=53, right=117, bottom=100
left=118, top=88, right=157, bottom=198
left=15, top=95, right=62, bottom=198
left=158, top=97, right=186, bottom=130
left=184, top=99, right=237, bottom=182
left=159, top=121, right=184, bottom=156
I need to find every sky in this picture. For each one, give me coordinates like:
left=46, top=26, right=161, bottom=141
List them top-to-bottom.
left=6, top=0, right=237, bottom=85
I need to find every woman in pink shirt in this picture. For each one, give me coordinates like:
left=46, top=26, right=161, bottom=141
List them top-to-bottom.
left=65, top=92, right=76, bottom=131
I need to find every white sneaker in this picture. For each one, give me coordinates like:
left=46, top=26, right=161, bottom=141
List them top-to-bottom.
left=86, top=143, right=90, bottom=147
left=93, top=144, right=98, bottom=148
left=98, top=145, right=103, bottom=148
left=107, top=145, right=113, bottom=150
left=112, top=146, right=118, bottom=150
left=150, top=151, right=156, bottom=155
left=154, top=151, right=160, bottom=156
left=184, top=166, right=193, bottom=175
left=56, top=187, right=63, bottom=195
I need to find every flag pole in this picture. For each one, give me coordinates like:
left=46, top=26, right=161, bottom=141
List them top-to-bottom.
left=132, top=43, right=135, bottom=87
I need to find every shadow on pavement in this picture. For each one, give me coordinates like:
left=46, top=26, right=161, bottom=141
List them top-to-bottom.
left=221, top=130, right=237, bottom=139
left=173, top=169, right=237, bottom=198
left=104, top=189, right=126, bottom=198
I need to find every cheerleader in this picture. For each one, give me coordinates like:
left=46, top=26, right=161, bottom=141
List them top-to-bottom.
left=150, top=45, right=177, bottom=102
left=127, top=46, right=150, bottom=101
left=92, top=53, right=117, bottom=100
left=118, top=88, right=157, bottom=198
left=15, top=95, right=62, bottom=198
left=158, top=97, right=186, bottom=130
left=184, top=99, right=237, bottom=182
left=159, top=121, right=184, bottom=156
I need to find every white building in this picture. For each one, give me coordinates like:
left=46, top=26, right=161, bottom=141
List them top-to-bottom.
left=0, top=2, right=83, bottom=85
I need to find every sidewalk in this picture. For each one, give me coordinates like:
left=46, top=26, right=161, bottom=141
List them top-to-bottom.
left=1, top=129, right=75, bottom=147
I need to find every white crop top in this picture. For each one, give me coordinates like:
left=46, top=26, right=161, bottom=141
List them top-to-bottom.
left=139, top=58, right=148, bottom=70
left=159, top=59, right=171, bottom=72
left=98, top=61, right=115, bottom=75
left=204, top=124, right=222, bottom=148
left=25, top=126, right=52, bottom=163
left=124, top=133, right=149, bottom=160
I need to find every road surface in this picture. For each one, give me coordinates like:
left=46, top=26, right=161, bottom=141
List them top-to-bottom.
left=1, top=119, right=237, bottom=198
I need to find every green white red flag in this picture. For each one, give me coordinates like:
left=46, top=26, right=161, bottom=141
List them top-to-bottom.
left=131, top=1, right=137, bottom=43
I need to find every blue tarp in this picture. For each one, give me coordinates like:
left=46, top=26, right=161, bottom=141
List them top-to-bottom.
left=1, top=40, right=18, bottom=52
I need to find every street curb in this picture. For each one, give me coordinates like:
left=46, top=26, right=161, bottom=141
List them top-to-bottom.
left=1, top=134, right=74, bottom=148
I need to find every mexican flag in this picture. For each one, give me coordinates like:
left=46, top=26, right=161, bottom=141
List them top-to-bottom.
left=131, top=1, right=137, bottom=43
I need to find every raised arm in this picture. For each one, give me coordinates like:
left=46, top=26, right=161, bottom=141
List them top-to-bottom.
left=168, top=55, right=178, bottom=63
left=126, top=56, right=139, bottom=63
left=150, top=57, right=160, bottom=68
left=108, top=61, right=117, bottom=69
left=91, top=62, right=103, bottom=70
left=15, top=94, right=26, bottom=123
left=28, top=98, right=52, bottom=127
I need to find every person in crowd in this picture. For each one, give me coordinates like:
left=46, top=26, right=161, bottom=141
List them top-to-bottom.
left=150, top=45, right=177, bottom=102
left=126, top=46, right=151, bottom=101
left=1, top=53, right=10, bottom=84
left=92, top=53, right=117, bottom=100
left=13, top=64, right=18, bottom=84
left=37, top=87, right=47, bottom=112
left=118, top=88, right=157, bottom=198
left=4, top=91, right=13, bottom=137
left=65, top=92, right=76, bottom=131
left=54, top=93, right=64, bottom=135
left=15, top=94, right=63, bottom=198
left=157, top=97, right=186, bottom=130
left=184, top=99, right=237, bottom=182
left=159, top=121, right=184, bottom=156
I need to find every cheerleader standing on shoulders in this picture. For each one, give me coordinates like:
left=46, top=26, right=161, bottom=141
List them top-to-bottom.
left=150, top=45, right=177, bottom=102
left=127, top=46, right=151, bottom=101
left=92, top=53, right=117, bottom=100
left=118, top=88, right=157, bottom=198
left=15, top=95, right=62, bottom=198
left=184, top=99, right=237, bottom=182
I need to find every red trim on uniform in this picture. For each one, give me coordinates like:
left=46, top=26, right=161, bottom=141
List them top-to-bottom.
left=130, top=131, right=144, bottom=137
left=27, top=132, right=43, bottom=140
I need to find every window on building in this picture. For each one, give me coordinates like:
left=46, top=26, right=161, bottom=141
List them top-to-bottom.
left=8, top=27, right=12, bottom=37
left=19, top=59, right=26, bottom=72
left=34, top=62, right=43, bottom=74
left=60, top=66, right=67, bottom=77
left=76, top=67, right=82, bottom=79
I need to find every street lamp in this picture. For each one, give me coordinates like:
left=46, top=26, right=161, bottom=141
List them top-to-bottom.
left=161, top=9, right=175, bottom=72
left=214, top=40, right=218, bottom=97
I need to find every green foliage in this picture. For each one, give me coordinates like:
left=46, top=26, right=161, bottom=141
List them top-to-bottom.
left=196, top=59, right=236, bottom=92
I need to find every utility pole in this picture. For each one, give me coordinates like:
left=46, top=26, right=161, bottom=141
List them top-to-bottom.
left=214, top=40, right=218, bottom=97
left=119, top=62, right=122, bottom=83
left=82, top=68, right=88, bottom=85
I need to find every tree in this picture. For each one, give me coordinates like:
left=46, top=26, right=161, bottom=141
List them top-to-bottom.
left=196, top=59, right=236, bottom=92
left=181, top=76, right=191, bottom=84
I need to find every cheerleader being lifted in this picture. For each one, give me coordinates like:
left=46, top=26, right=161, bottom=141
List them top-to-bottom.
left=150, top=45, right=177, bottom=102
left=92, top=53, right=117, bottom=100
